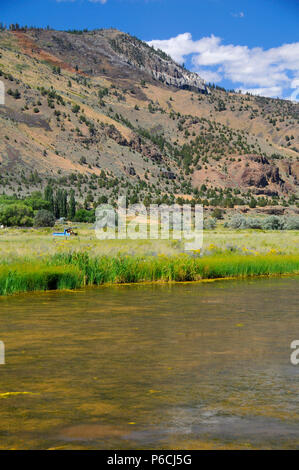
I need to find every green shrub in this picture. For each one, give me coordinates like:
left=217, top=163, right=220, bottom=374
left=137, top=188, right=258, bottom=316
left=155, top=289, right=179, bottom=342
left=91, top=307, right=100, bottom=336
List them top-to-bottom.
left=72, top=104, right=80, bottom=114
left=24, top=193, right=50, bottom=211
left=0, top=204, right=34, bottom=227
left=73, top=208, right=95, bottom=223
left=211, top=208, right=224, bottom=220
left=34, top=210, right=55, bottom=227
left=225, top=215, right=262, bottom=229
left=225, top=215, right=299, bottom=231
left=262, top=216, right=285, bottom=230
left=204, top=217, right=217, bottom=230
left=283, top=217, right=299, bottom=230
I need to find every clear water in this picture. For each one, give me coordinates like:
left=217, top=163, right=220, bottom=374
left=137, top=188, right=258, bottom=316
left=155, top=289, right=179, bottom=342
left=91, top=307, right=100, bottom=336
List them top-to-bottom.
left=0, top=277, right=298, bottom=449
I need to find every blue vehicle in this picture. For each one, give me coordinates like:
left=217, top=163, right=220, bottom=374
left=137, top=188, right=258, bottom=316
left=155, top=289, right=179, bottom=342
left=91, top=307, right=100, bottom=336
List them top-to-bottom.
left=53, top=228, right=77, bottom=238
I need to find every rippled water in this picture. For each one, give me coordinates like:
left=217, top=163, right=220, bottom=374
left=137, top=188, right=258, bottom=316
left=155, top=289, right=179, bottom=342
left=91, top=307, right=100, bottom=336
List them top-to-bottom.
left=0, top=277, right=298, bottom=449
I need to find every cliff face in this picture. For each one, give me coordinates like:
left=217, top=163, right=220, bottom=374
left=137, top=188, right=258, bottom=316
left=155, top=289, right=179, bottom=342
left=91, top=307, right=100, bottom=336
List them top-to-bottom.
left=16, top=28, right=207, bottom=93
left=108, top=32, right=208, bottom=93
left=151, top=66, right=208, bottom=92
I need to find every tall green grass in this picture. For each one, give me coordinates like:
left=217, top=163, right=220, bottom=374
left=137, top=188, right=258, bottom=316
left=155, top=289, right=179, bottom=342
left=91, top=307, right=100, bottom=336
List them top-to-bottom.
left=53, top=252, right=299, bottom=284
left=0, top=253, right=298, bottom=295
left=0, top=263, right=83, bottom=295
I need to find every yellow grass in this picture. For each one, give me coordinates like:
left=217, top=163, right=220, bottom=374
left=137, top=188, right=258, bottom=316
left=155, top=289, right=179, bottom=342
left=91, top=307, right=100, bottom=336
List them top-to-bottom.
left=0, top=225, right=298, bottom=261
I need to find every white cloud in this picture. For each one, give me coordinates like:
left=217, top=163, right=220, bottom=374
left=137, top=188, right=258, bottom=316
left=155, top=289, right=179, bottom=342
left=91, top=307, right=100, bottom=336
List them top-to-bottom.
left=231, top=12, right=245, bottom=18
left=148, top=33, right=299, bottom=98
left=148, top=33, right=219, bottom=64
left=194, top=69, right=222, bottom=84
left=237, top=86, right=283, bottom=98
left=288, top=87, right=299, bottom=102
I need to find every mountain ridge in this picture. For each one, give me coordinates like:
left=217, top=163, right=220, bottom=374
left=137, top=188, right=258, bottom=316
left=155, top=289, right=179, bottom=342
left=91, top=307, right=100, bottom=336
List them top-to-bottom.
left=0, top=27, right=298, bottom=211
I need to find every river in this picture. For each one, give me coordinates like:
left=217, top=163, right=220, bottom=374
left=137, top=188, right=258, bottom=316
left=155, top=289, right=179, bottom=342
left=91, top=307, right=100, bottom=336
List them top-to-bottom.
left=0, top=277, right=298, bottom=449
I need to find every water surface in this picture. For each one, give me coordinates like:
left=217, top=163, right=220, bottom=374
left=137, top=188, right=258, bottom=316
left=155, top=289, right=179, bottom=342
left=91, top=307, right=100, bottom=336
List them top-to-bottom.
left=0, top=277, right=298, bottom=449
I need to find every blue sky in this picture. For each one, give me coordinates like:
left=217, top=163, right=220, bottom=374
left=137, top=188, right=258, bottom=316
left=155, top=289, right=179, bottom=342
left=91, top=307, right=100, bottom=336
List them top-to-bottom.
left=1, top=0, right=299, bottom=99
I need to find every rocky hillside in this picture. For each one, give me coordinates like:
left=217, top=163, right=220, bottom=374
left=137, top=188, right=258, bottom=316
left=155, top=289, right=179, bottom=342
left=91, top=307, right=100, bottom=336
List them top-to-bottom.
left=0, top=27, right=298, bottom=212
left=107, top=31, right=207, bottom=92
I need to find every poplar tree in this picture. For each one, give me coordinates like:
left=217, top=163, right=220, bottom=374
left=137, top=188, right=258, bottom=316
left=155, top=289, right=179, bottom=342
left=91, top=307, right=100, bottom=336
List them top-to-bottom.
left=44, top=184, right=54, bottom=214
left=68, top=190, right=76, bottom=219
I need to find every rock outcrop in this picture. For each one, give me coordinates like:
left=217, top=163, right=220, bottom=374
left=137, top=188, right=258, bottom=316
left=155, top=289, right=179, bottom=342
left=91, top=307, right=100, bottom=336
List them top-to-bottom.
left=25, top=29, right=208, bottom=93
left=108, top=32, right=208, bottom=93
left=192, top=154, right=288, bottom=195
left=240, top=155, right=284, bottom=189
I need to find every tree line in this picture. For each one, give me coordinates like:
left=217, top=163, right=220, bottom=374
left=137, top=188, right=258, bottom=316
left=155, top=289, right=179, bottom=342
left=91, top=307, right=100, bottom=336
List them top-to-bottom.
left=0, top=23, right=52, bottom=32
left=44, top=185, right=76, bottom=220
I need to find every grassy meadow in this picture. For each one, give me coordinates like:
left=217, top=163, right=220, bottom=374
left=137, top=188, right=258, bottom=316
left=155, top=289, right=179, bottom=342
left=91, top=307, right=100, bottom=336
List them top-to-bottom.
left=0, top=223, right=298, bottom=295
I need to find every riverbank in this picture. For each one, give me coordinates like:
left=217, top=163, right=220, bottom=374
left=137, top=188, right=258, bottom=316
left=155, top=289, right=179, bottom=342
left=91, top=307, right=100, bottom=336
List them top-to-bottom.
left=0, top=252, right=299, bottom=296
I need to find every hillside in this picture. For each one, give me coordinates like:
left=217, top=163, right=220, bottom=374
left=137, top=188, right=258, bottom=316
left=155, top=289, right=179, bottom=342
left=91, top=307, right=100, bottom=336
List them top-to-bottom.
left=0, top=27, right=298, bottom=212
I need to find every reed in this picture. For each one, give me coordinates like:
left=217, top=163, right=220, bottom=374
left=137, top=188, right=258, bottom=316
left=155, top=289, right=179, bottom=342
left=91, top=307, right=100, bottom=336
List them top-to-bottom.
left=52, top=252, right=299, bottom=284
left=0, top=253, right=298, bottom=295
left=0, top=263, right=83, bottom=295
